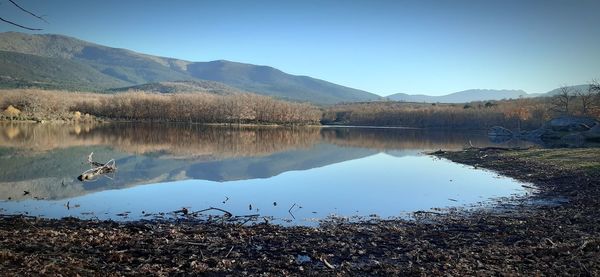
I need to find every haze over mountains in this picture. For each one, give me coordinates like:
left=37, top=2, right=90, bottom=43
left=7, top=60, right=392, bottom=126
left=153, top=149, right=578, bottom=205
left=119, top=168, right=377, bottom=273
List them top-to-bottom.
left=0, top=32, right=584, bottom=105
left=386, top=85, right=592, bottom=103
left=386, top=89, right=528, bottom=103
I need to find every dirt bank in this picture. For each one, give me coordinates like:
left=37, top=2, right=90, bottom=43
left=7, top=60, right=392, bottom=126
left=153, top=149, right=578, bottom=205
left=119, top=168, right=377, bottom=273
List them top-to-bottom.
left=0, top=148, right=598, bottom=276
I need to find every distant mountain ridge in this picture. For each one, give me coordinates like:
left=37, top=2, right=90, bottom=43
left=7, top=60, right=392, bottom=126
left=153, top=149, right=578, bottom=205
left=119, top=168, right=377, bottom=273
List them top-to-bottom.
left=0, top=32, right=380, bottom=104
left=185, top=60, right=380, bottom=104
left=543, top=84, right=591, bottom=96
left=386, top=85, right=596, bottom=103
left=387, top=89, right=528, bottom=103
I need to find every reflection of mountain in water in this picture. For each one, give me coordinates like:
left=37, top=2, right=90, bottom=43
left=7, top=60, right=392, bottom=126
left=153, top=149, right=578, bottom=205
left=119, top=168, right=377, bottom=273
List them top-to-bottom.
left=0, top=122, right=517, bottom=200
left=0, top=143, right=375, bottom=200
left=186, top=144, right=376, bottom=181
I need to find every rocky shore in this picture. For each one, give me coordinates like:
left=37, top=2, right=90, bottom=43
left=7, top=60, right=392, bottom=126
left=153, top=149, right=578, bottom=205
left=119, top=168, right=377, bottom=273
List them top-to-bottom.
left=489, top=116, right=600, bottom=147
left=0, top=148, right=598, bottom=276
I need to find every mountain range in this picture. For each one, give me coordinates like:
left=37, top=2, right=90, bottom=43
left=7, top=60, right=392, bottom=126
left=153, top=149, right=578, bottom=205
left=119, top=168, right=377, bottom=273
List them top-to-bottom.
left=0, top=32, right=587, bottom=105
left=0, top=32, right=379, bottom=104
left=542, top=84, right=591, bottom=96
left=388, top=85, right=593, bottom=103
left=385, top=89, right=528, bottom=103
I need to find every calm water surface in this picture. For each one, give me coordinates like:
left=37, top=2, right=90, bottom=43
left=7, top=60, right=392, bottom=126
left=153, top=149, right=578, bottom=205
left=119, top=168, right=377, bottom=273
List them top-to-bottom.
left=0, top=122, right=532, bottom=224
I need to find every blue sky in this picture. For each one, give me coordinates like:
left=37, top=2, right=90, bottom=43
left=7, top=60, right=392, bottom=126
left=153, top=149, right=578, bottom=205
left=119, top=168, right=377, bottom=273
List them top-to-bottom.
left=1, top=0, right=599, bottom=96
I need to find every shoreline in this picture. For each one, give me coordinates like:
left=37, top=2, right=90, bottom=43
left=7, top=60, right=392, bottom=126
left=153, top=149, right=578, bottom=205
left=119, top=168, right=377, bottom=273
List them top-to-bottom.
left=0, top=119, right=493, bottom=131
left=0, top=119, right=320, bottom=128
left=0, top=148, right=598, bottom=275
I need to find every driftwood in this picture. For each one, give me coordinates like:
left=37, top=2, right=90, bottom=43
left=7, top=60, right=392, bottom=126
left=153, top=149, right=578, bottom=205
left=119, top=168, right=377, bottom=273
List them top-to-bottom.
left=465, top=140, right=531, bottom=152
left=77, top=152, right=117, bottom=182
left=288, top=203, right=298, bottom=219
left=190, top=207, right=233, bottom=218
left=320, top=256, right=335, bottom=269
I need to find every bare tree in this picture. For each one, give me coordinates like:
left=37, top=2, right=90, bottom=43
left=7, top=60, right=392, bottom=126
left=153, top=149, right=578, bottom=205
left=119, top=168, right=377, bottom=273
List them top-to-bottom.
left=0, top=0, right=46, bottom=30
left=588, top=79, right=600, bottom=116
left=590, top=79, right=600, bottom=101
left=591, top=79, right=600, bottom=93
left=551, top=86, right=574, bottom=115
left=575, top=87, right=594, bottom=115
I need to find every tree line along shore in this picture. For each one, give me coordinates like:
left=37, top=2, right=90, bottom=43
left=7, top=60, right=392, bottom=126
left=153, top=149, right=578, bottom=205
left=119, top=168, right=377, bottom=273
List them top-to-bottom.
left=1, top=84, right=599, bottom=129
left=0, top=89, right=322, bottom=125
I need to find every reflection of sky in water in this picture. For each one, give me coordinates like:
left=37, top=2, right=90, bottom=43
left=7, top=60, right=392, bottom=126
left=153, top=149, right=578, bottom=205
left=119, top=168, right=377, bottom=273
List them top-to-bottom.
left=1, top=153, right=527, bottom=224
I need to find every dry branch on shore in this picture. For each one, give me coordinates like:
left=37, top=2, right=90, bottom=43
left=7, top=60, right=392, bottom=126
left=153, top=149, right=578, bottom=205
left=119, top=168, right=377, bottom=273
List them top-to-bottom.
left=464, top=140, right=532, bottom=151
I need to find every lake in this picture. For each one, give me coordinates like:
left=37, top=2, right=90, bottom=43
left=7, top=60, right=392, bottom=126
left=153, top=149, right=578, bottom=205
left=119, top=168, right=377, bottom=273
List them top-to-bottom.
left=0, top=122, right=532, bottom=225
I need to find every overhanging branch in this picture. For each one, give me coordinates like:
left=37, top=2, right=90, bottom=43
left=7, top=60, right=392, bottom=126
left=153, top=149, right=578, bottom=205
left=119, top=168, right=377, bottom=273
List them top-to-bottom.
left=8, top=0, right=48, bottom=23
left=0, top=17, right=42, bottom=30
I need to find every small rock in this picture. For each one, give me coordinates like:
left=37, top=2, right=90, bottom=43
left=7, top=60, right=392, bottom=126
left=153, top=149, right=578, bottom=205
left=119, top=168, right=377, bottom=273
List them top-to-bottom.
left=545, top=116, right=598, bottom=132
left=296, top=255, right=311, bottom=264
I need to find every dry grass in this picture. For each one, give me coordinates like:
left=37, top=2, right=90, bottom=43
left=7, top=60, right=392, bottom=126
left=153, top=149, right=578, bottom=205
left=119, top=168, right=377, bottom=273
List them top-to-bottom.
left=2, top=88, right=597, bottom=128
left=0, top=89, right=321, bottom=125
left=0, top=89, right=98, bottom=122
left=322, top=99, right=555, bottom=129
left=502, top=148, right=600, bottom=174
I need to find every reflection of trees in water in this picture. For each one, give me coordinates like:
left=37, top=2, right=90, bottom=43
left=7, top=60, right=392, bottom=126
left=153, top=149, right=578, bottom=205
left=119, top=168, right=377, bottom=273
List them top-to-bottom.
left=0, top=122, right=322, bottom=158
left=0, top=122, right=98, bottom=152
left=0, top=123, right=524, bottom=158
left=79, top=123, right=321, bottom=158
left=0, top=124, right=517, bottom=201
left=320, top=128, right=490, bottom=150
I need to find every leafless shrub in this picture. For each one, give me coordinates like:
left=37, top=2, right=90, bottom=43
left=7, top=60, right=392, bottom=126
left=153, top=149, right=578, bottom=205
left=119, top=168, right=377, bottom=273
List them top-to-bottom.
left=551, top=86, right=574, bottom=115
left=0, top=89, right=321, bottom=125
left=323, top=98, right=554, bottom=130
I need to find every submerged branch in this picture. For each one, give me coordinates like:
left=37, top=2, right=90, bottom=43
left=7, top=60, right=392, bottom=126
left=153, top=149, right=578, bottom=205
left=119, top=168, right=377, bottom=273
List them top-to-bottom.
left=77, top=152, right=117, bottom=181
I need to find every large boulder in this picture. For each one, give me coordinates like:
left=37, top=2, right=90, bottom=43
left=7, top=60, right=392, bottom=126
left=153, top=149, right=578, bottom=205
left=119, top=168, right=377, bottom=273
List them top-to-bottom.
left=493, top=116, right=600, bottom=147
left=519, top=116, right=600, bottom=146
left=544, top=116, right=599, bottom=132
left=583, top=124, right=600, bottom=141
left=488, top=126, right=513, bottom=137
left=488, top=126, right=514, bottom=143
left=519, top=126, right=562, bottom=140
left=519, top=128, right=546, bottom=140
left=561, top=133, right=585, bottom=147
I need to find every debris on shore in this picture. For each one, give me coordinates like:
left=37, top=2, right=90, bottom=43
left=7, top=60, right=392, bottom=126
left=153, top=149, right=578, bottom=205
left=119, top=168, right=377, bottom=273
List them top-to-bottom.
left=0, top=148, right=598, bottom=275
